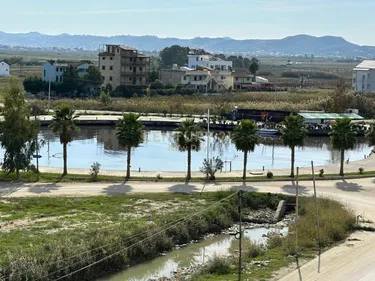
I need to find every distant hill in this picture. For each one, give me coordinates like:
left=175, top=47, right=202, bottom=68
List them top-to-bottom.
left=1, top=31, right=375, bottom=57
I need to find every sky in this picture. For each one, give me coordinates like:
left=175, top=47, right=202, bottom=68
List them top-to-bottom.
left=2, top=0, right=375, bottom=45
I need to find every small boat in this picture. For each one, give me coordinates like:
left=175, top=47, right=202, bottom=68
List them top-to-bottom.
left=257, top=128, right=279, bottom=135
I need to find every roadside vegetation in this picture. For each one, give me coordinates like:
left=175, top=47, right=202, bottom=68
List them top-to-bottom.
left=0, top=191, right=287, bottom=281
left=192, top=196, right=355, bottom=281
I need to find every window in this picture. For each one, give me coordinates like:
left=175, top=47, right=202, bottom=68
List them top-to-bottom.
left=117, top=48, right=119, bottom=52
left=102, top=57, right=106, bottom=60
left=110, top=57, right=113, bottom=60
left=196, top=57, right=199, bottom=61
left=201, top=57, right=203, bottom=60
left=130, top=58, right=133, bottom=61
left=210, top=65, right=214, bottom=69
left=102, top=66, right=105, bottom=70
left=110, top=66, right=113, bottom=70
left=56, top=67, right=59, bottom=72
left=130, top=67, right=132, bottom=71
left=139, top=67, right=142, bottom=71
left=44, top=70, right=46, bottom=77
left=56, top=76, right=59, bottom=82
left=60, top=76, right=63, bottom=82
left=102, top=76, right=105, bottom=81
left=109, top=76, right=113, bottom=81
left=184, top=76, right=187, bottom=80
left=194, top=76, right=197, bottom=81
left=199, top=76, right=202, bottom=80
left=221, top=76, right=225, bottom=80
left=129, top=77, right=132, bottom=81
left=139, top=77, right=142, bottom=83
left=235, top=78, right=239, bottom=81
left=247, top=78, right=250, bottom=81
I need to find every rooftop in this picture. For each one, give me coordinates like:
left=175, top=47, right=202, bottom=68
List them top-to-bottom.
left=355, top=60, right=375, bottom=69
left=298, top=112, right=364, bottom=120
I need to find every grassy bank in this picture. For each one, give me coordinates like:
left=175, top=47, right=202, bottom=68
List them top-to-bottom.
left=28, top=90, right=331, bottom=116
left=0, top=169, right=374, bottom=184
left=0, top=191, right=287, bottom=281
left=192, top=196, right=356, bottom=281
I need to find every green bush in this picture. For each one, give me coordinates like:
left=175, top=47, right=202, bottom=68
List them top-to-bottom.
left=267, top=171, right=274, bottom=179
left=267, top=232, right=283, bottom=249
left=243, top=238, right=264, bottom=258
left=195, top=255, right=232, bottom=275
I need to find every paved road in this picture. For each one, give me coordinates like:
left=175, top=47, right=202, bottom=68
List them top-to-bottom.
left=1, top=178, right=375, bottom=281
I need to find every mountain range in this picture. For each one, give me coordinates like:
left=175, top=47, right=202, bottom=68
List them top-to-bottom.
left=1, top=31, right=375, bottom=57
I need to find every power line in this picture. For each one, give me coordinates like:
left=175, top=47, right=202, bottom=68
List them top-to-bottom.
left=29, top=193, right=236, bottom=281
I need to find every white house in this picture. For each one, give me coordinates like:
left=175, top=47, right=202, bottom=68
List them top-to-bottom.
left=187, top=53, right=232, bottom=71
left=353, top=60, right=375, bottom=92
left=0, top=61, right=10, bottom=77
left=42, top=61, right=92, bottom=83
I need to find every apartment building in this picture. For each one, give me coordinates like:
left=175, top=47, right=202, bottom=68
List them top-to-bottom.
left=99, top=45, right=150, bottom=90
left=187, top=52, right=232, bottom=71
left=42, top=60, right=91, bottom=82
left=353, top=60, right=375, bottom=92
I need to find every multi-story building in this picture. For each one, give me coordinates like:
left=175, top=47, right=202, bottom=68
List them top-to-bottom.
left=99, top=45, right=150, bottom=90
left=187, top=53, right=232, bottom=71
left=0, top=60, right=10, bottom=77
left=42, top=60, right=92, bottom=82
left=353, top=60, right=375, bottom=92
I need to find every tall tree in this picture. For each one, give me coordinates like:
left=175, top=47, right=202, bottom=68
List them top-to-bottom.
left=160, top=45, right=190, bottom=68
left=249, top=57, right=260, bottom=82
left=85, top=65, right=103, bottom=89
left=62, top=66, right=80, bottom=93
left=0, top=78, right=38, bottom=179
left=329, top=78, right=351, bottom=113
left=49, top=105, right=80, bottom=175
left=116, top=113, right=144, bottom=179
left=280, top=115, right=308, bottom=178
left=330, top=118, right=357, bottom=176
left=174, top=119, right=202, bottom=180
left=231, top=119, right=259, bottom=180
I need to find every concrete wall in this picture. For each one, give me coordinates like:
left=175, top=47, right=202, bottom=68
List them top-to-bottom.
left=0, top=61, right=10, bottom=76
left=159, top=69, right=185, bottom=85
left=353, top=69, right=375, bottom=92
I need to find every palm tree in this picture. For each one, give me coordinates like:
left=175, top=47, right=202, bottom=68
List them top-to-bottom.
left=49, top=105, right=80, bottom=176
left=116, top=113, right=144, bottom=180
left=280, top=115, right=307, bottom=178
left=330, top=118, right=357, bottom=176
left=174, top=119, right=202, bottom=181
left=231, top=119, right=259, bottom=180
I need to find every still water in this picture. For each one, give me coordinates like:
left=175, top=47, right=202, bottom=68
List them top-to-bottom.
left=23, top=127, right=369, bottom=172
left=99, top=227, right=288, bottom=281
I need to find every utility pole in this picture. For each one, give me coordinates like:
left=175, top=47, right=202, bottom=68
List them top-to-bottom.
left=48, top=81, right=51, bottom=113
left=207, top=109, right=210, bottom=160
left=35, top=116, right=40, bottom=181
left=311, top=161, right=321, bottom=273
left=295, top=167, right=299, bottom=255
left=238, top=190, right=243, bottom=281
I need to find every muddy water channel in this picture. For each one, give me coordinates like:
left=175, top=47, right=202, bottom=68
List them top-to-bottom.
left=99, top=227, right=288, bottom=281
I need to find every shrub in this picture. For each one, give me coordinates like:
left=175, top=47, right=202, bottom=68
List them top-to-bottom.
left=99, top=91, right=110, bottom=105
left=200, top=157, right=224, bottom=180
left=89, top=162, right=101, bottom=181
left=359, top=167, right=364, bottom=174
left=319, top=169, right=324, bottom=177
left=266, top=171, right=273, bottom=179
left=267, top=232, right=283, bottom=249
left=243, top=238, right=264, bottom=258
left=196, top=255, right=232, bottom=275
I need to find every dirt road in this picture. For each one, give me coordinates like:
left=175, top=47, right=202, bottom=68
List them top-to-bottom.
left=1, top=177, right=375, bottom=280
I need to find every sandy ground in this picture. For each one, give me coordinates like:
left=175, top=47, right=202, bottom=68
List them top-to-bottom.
left=39, top=153, right=375, bottom=178
left=1, top=178, right=375, bottom=280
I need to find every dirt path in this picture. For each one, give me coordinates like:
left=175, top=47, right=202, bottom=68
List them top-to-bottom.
left=1, top=177, right=375, bottom=280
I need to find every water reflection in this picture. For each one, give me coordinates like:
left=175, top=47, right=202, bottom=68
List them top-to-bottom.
left=33, top=127, right=369, bottom=172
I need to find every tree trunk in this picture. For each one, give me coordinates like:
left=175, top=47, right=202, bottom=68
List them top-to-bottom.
left=63, top=142, right=67, bottom=176
left=126, top=146, right=131, bottom=180
left=290, top=146, right=295, bottom=178
left=187, top=148, right=192, bottom=181
left=340, top=149, right=345, bottom=176
left=243, top=150, right=248, bottom=180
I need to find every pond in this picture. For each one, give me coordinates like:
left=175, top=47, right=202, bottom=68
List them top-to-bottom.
left=17, top=127, right=370, bottom=172
left=98, top=227, right=289, bottom=281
